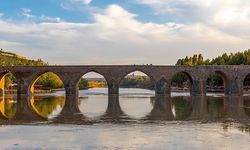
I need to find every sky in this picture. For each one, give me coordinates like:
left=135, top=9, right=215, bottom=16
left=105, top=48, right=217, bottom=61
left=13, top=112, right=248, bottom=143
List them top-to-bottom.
left=0, top=0, right=250, bottom=65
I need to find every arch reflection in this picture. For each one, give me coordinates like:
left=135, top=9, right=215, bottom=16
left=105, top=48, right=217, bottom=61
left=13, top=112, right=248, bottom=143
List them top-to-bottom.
left=31, top=95, right=65, bottom=119
left=0, top=96, right=17, bottom=119
left=171, top=96, right=192, bottom=120
left=207, top=96, right=225, bottom=119
left=243, top=96, right=250, bottom=118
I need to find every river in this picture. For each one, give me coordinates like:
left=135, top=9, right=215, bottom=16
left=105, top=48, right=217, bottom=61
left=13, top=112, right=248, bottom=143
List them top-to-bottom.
left=0, top=88, right=249, bottom=149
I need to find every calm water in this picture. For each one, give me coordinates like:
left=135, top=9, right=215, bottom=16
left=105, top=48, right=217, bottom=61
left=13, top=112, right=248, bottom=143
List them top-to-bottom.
left=0, top=88, right=250, bottom=149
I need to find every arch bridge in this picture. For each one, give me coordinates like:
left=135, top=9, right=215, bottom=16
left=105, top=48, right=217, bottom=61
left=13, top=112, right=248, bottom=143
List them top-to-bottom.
left=0, top=65, right=249, bottom=115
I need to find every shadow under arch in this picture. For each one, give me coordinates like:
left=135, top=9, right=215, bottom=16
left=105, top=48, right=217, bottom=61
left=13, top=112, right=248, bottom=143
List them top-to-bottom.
left=206, top=70, right=228, bottom=96
left=171, top=71, right=194, bottom=96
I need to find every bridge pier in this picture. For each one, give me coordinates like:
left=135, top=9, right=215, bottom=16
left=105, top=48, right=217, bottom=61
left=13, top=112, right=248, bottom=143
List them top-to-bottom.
left=16, top=76, right=32, bottom=98
left=155, top=78, right=171, bottom=97
left=225, top=79, right=242, bottom=96
left=191, top=80, right=206, bottom=96
left=107, top=81, right=123, bottom=115
left=62, top=83, right=80, bottom=114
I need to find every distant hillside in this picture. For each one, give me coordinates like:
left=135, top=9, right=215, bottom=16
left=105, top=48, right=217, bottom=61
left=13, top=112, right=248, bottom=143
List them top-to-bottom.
left=0, top=48, right=47, bottom=66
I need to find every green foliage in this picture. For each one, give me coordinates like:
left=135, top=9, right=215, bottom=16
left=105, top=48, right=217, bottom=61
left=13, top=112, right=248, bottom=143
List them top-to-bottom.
left=0, top=49, right=47, bottom=66
left=0, top=49, right=62, bottom=90
left=175, top=49, right=250, bottom=86
left=176, top=49, right=250, bottom=66
left=171, top=72, right=190, bottom=87
left=35, top=73, right=64, bottom=90
left=207, top=74, right=223, bottom=86
left=120, top=75, right=154, bottom=89
left=78, top=78, right=89, bottom=90
left=32, top=96, right=64, bottom=118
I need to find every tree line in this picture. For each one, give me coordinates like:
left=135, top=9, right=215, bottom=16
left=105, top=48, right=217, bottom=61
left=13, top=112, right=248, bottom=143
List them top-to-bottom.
left=173, top=49, right=250, bottom=86
left=176, top=49, right=250, bottom=66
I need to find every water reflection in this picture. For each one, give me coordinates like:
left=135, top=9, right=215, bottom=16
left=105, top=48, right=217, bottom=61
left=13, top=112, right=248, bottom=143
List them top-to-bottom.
left=0, top=88, right=249, bottom=124
left=0, top=96, right=17, bottom=119
left=31, top=96, right=65, bottom=119
left=171, top=96, right=192, bottom=120
left=207, top=97, right=225, bottom=119
left=243, top=97, right=250, bottom=117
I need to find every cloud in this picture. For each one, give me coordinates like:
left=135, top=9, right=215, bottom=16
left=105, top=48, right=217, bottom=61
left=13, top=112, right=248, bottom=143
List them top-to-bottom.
left=60, top=0, right=93, bottom=11
left=69, top=0, right=92, bottom=5
left=82, top=0, right=92, bottom=5
left=136, top=0, right=250, bottom=38
left=0, top=4, right=249, bottom=65
left=19, top=8, right=63, bottom=23
left=21, top=8, right=34, bottom=19
left=0, top=13, right=4, bottom=18
left=40, top=15, right=62, bottom=23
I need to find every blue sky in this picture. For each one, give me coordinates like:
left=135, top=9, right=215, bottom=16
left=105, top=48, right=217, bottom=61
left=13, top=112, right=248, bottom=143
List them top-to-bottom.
left=0, top=0, right=250, bottom=65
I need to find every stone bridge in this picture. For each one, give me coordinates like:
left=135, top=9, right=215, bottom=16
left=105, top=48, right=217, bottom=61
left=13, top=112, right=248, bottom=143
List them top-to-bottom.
left=0, top=65, right=250, bottom=117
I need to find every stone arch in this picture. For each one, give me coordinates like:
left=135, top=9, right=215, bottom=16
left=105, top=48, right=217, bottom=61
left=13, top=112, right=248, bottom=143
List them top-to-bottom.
left=118, top=68, right=156, bottom=85
left=118, top=69, right=156, bottom=118
left=0, top=70, right=18, bottom=96
left=76, top=70, right=109, bottom=88
left=76, top=70, right=110, bottom=118
left=205, top=70, right=229, bottom=95
left=28, top=71, right=64, bottom=94
left=28, top=71, right=66, bottom=120
left=170, top=71, right=194, bottom=95
left=242, top=72, right=250, bottom=95
left=155, top=76, right=171, bottom=96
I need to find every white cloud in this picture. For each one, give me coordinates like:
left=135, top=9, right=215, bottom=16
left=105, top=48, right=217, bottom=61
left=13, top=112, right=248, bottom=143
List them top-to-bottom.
left=60, top=0, right=93, bottom=10
left=69, top=0, right=92, bottom=5
left=82, top=0, right=92, bottom=5
left=136, top=0, right=250, bottom=38
left=0, top=4, right=249, bottom=65
left=21, top=8, right=34, bottom=19
left=0, top=13, right=4, bottom=18
left=40, top=15, right=62, bottom=23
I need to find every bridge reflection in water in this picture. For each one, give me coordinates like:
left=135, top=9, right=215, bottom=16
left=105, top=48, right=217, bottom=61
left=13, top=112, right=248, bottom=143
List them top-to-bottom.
left=0, top=93, right=250, bottom=124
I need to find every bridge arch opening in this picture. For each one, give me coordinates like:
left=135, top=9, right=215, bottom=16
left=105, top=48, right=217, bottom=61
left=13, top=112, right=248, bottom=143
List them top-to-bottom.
left=119, top=70, right=155, bottom=119
left=0, top=71, right=17, bottom=119
left=77, top=71, right=108, bottom=118
left=171, top=71, right=193, bottom=96
left=206, top=71, right=226, bottom=96
left=30, top=72, right=65, bottom=119
left=243, top=73, right=250, bottom=95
